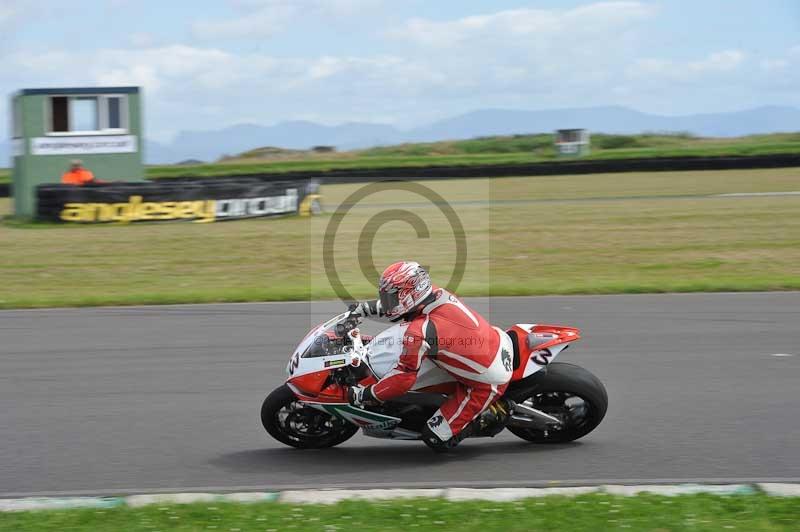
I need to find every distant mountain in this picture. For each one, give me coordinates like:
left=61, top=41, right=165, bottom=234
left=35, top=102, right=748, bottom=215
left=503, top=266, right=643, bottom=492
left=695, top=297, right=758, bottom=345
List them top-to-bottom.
left=3, top=105, right=799, bottom=166
left=143, top=105, right=799, bottom=163
left=410, top=105, right=800, bottom=141
left=410, top=106, right=651, bottom=141
left=652, top=106, right=800, bottom=137
left=156, top=121, right=402, bottom=164
left=144, top=140, right=180, bottom=166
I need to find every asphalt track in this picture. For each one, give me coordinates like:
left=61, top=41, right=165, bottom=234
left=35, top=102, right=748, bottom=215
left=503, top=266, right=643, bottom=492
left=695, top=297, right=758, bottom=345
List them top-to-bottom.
left=1, top=293, right=798, bottom=497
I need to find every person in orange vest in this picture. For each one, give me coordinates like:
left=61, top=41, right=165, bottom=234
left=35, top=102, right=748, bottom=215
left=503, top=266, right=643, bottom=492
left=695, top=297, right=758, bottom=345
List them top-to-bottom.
left=61, top=160, right=97, bottom=185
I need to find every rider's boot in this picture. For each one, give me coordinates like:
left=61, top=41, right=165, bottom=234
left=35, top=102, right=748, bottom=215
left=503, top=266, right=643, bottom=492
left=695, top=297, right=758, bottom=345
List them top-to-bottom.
left=472, top=397, right=514, bottom=437
left=422, top=398, right=515, bottom=451
left=421, top=420, right=475, bottom=452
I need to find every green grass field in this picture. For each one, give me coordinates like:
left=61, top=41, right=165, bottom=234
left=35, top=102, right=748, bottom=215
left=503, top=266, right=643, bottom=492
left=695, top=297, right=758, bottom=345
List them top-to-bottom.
left=359, top=131, right=800, bottom=157
left=1, top=132, right=798, bottom=184
left=145, top=132, right=800, bottom=180
left=0, top=168, right=798, bottom=308
left=1, top=494, right=798, bottom=531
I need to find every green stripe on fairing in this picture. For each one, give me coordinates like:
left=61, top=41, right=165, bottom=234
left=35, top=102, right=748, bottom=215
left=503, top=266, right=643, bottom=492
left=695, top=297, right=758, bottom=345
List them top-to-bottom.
left=321, top=404, right=399, bottom=423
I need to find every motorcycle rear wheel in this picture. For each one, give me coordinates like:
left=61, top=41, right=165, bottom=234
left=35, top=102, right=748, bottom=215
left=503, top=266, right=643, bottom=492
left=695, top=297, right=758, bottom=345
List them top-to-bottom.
left=506, top=362, right=608, bottom=444
left=261, top=385, right=359, bottom=449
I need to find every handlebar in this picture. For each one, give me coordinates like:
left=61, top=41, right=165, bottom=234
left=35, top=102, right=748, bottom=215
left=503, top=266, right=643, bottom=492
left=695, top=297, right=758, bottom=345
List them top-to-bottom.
left=310, top=311, right=368, bottom=367
left=344, top=313, right=368, bottom=367
left=335, top=314, right=361, bottom=337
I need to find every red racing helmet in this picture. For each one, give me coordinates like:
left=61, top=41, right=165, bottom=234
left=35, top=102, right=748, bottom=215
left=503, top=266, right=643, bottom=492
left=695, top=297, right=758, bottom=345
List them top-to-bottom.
left=378, top=261, right=433, bottom=319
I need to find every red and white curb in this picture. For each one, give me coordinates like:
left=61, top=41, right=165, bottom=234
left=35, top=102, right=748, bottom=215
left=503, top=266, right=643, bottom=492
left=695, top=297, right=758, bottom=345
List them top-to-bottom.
left=1, top=484, right=798, bottom=512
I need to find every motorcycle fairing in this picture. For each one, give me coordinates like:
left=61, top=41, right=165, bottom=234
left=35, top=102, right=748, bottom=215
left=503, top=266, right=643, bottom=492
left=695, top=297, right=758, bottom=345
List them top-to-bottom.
left=508, top=323, right=581, bottom=380
left=288, top=351, right=352, bottom=379
left=307, top=403, right=417, bottom=439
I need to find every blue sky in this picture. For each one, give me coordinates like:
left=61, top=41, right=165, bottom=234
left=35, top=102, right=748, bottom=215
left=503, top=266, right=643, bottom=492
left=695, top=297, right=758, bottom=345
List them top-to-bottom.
left=1, top=1, right=798, bottom=141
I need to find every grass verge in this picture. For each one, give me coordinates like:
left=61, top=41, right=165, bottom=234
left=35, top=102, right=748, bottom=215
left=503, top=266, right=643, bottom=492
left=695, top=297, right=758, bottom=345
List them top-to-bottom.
left=2, top=132, right=796, bottom=184
left=0, top=168, right=798, bottom=309
left=1, top=494, right=799, bottom=531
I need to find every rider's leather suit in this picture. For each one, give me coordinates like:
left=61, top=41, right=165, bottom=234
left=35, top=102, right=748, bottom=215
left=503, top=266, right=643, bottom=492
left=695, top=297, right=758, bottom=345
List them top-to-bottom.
left=359, top=287, right=514, bottom=442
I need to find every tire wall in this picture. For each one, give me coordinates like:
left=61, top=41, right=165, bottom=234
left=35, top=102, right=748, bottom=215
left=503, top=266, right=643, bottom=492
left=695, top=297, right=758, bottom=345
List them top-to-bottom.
left=150, top=153, right=800, bottom=185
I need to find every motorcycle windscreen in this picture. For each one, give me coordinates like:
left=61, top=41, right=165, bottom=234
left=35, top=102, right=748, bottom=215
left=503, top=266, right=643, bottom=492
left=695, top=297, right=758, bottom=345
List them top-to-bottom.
left=301, top=332, right=340, bottom=358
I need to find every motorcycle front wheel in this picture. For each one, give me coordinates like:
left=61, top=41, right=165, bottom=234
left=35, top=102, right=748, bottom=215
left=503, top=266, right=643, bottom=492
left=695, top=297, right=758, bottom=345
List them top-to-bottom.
left=506, top=362, right=608, bottom=444
left=261, top=385, right=359, bottom=449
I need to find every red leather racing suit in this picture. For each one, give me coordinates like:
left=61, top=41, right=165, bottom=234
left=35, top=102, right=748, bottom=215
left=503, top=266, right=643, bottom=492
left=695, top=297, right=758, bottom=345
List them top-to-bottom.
left=368, top=288, right=514, bottom=441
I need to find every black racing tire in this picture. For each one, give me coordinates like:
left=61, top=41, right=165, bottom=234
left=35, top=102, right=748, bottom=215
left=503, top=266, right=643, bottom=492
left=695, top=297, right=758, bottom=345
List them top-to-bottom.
left=506, top=362, right=608, bottom=444
left=261, top=385, right=359, bottom=449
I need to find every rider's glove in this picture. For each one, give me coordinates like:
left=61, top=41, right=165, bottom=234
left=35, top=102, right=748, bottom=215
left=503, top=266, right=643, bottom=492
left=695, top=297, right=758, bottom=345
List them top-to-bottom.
left=347, top=300, right=382, bottom=319
left=345, top=303, right=363, bottom=321
left=347, top=385, right=378, bottom=407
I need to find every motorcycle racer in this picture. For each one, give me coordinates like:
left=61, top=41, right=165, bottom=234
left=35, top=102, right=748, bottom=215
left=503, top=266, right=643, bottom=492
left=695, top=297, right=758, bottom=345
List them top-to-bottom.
left=346, top=261, right=515, bottom=450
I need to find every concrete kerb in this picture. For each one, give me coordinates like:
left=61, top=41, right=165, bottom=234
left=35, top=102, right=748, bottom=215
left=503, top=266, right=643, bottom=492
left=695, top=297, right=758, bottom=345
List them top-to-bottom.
left=1, top=483, right=798, bottom=512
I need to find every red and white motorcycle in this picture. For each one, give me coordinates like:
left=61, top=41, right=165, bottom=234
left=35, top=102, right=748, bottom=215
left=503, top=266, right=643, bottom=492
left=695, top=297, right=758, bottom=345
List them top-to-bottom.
left=261, top=311, right=607, bottom=449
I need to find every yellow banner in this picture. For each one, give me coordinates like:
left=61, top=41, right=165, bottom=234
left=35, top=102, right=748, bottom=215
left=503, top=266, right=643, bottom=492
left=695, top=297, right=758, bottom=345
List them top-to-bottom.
left=60, top=196, right=217, bottom=223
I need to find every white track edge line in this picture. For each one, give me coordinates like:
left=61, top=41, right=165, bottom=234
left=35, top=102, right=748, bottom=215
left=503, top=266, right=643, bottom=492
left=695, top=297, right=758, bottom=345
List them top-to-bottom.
left=3, top=477, right=800, bottom=499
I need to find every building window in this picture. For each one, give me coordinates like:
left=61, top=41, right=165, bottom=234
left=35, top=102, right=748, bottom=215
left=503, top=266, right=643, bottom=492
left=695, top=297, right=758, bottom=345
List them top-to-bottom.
left=47, top=95, right=128, bottom=135
left=107, top=96, right=123, bottom=129
left=51, top=97, right=69, bottom=132
left=71, top=97, right=98, bottom=131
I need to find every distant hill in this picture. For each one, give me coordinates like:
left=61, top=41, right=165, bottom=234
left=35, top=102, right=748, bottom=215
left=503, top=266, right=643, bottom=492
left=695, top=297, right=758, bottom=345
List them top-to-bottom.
left=2, top=105, right=799, bottom=165
left=145, top=105, right=799, bottom=163
left=410, top=105, right=800, bottom=141
left=152, top=121, right=401, bottom=164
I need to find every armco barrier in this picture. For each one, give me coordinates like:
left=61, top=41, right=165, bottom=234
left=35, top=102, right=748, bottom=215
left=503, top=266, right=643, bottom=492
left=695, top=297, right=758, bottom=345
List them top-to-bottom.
left=151, top=153, right=800, bottom=185
left=36, top=178, right=321, bottom=223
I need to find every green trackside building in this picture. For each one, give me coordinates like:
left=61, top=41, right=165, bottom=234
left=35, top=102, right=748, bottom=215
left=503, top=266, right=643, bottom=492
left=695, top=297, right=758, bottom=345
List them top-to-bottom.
left=10, top=86, right=145, bottom=217
left=554, top=128, right=590, bottom=157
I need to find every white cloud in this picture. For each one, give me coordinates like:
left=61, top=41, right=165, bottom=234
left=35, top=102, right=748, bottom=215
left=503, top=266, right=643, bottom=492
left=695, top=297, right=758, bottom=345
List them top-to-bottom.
left=0, top=0, right=65, bottom=50
left=193, top=0, right=385, bottom=39
left=233, top=0, right=383, bottom=14
left=0, top=1, right=26, bottom=45
left=1, top=1, right=667, bottom=135
left=1, top=1, right=793, bottom=141
left=377, top=1, right=657, bottom=102
left=391, top=2, right=655, bottom=48
left=192, top=3, right=295, bottom=39
left=0, top=6, right=18, bottom=27
left=128, top=32, right=157, bottom=48
left=3, top=43, right=436, bottom=137
left=8, top=45, right=237, bottom=95
left=8, top=45, right=407, bottom=93
left=755, top=46, right=800, bottom=92
left=627, top=49, right=746, bottom=83
left=688, top=50, right=745, bottom=73
left=760, top=58, right=788, bottom=73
